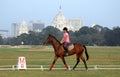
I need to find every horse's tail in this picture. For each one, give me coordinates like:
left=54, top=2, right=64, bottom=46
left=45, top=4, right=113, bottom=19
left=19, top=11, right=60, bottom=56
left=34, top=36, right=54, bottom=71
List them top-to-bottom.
left=83, top=45, right=89, bottom=60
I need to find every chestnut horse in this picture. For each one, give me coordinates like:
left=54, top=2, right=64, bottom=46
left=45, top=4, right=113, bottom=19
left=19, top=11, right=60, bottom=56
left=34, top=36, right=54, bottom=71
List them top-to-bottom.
left=44, top=34, right=89, bottom=70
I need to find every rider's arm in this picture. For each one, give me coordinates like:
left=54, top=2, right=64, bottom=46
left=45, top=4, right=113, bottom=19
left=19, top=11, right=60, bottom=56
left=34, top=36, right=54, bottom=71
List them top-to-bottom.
left=60, top=35, right=67, bottom=44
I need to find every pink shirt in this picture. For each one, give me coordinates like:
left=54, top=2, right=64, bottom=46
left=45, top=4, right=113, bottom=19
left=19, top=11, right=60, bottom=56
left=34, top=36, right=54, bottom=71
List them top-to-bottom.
left=64, top=32, right=70, bottom=43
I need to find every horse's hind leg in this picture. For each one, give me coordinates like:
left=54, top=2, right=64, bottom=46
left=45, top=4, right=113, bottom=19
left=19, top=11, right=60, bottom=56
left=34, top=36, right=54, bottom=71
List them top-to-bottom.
left=80, top=55, right=88, bottom=70
left=73, top=57, right=80, bottom=70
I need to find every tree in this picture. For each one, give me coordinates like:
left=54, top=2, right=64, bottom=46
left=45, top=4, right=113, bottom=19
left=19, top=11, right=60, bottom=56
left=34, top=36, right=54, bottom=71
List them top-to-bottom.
left=4, top=25, right=120, bottom=46
left=41, top=26, right=62, bottom=41
left=104, top=27, right=120, bottom=46
left=112, top=27, right=120, bottom=45
left=0, top=36, right=3, bottom=45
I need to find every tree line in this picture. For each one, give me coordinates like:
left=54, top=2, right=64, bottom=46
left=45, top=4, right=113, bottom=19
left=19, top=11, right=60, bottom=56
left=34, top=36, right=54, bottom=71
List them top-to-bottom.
left=0, top=26, right=120, bottom=46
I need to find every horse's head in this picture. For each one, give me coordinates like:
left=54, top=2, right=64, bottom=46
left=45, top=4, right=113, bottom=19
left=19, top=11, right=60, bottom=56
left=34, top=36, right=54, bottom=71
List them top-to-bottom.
left=44, top=34, right=53, bottom=44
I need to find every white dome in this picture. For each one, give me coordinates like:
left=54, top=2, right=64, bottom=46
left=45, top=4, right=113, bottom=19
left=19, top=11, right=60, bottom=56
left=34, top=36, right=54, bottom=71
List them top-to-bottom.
left=52, top=8, right=68, bottom=31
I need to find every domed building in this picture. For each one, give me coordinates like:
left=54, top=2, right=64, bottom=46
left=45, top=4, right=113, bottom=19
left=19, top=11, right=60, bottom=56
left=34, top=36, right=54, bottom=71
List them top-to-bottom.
left=52, top=6, right=74, bottom=31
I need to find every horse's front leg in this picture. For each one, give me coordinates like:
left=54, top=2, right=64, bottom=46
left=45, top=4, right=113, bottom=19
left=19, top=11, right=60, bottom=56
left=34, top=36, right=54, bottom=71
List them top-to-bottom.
left=50, top=56, right=58, bottom=70
left=60, top=56, right=69, bottom=70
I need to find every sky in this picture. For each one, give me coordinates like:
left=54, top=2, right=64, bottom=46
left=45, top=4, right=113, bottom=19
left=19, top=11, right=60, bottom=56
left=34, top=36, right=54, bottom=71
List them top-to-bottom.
left=0, top=0, right=120, bottom=35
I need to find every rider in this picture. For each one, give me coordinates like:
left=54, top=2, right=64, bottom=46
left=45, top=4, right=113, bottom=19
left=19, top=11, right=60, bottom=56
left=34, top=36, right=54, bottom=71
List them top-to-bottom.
left=60, top=27, right=70, bottom=56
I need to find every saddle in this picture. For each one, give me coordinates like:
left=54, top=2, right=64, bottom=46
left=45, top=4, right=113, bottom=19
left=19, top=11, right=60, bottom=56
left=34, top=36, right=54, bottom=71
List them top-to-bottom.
left=62, top=43, right=74, bottom=56
left=63, top=44, right=74, bottom=51
left=68, top=44, right=74, bottom=51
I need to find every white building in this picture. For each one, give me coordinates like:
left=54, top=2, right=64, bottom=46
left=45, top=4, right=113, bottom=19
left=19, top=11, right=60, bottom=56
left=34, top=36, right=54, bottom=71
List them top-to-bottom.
left=52, top=6, right=83, bottom=31
left=52, top=7, right=74, bottom=31
left=68, top=18, right=83, bottom=31
left=12, top=20, right=45, bottom=37
left=29, top=20, right=45, bottom=32
left=12, top=21, right=28, bottom=37
left=18, top=21, right=28, bottom=35
left=12, top=23, right=19, bottom=37
left=91, top=24, right=103, bottom=32
left=0, top=30, right=8, bottom=38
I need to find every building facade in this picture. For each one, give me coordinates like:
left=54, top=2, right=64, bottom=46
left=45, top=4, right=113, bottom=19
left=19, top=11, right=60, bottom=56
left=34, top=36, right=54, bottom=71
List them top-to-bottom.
left=52, top=7, right=83, bottom=31
left=52, top=7, right=74, bottom=31
left=68, top=18, right=83, bottom=31
left=12, top=20, right=45, bottom=37
left=29, top=20, right=45, bottom=32
left=12, top=21, right=28, bottom=37
left=18, top=21, right=28, bottom=35
left=12, top=23, right=19, bottom=37
left=0, top=30, right=8, bottom=38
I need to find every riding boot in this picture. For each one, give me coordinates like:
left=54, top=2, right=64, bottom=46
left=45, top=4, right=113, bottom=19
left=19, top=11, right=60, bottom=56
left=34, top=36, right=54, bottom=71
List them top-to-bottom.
left=64, top=47, right=68, bottom=56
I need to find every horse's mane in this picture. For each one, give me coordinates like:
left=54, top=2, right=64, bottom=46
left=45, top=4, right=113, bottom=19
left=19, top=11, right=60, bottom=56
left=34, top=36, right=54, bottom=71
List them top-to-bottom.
left=49, top=34, right=60, bottom=44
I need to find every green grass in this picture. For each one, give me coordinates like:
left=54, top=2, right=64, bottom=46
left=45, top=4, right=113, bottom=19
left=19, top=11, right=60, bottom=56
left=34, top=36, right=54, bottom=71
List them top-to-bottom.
left=0, top=46, right=120, bottom=77
left=0, top=70, right=120, bottom=77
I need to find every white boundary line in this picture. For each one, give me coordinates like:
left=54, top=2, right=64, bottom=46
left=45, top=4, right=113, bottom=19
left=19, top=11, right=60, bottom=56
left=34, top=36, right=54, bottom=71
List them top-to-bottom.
left=0, top=65, right=120, bottom=71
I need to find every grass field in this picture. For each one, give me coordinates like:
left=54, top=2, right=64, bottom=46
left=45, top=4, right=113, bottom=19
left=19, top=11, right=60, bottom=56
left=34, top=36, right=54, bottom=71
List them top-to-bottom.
left=0, top=46, right=120, bottom=77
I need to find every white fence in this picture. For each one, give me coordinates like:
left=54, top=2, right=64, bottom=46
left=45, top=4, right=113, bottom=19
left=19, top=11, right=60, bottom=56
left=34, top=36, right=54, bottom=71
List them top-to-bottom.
left=0, top=65, right=120, bottom=71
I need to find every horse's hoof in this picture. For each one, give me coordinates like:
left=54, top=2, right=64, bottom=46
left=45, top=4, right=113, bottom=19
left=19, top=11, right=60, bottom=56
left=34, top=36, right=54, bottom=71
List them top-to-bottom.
left=85, top=67, right=88, bottom=71
left=49, top=69, right=52, bottom=71
left=72, top=69, right=75, bottom=71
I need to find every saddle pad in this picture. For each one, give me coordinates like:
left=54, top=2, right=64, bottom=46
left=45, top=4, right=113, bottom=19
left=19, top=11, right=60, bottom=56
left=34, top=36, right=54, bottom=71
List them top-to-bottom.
left=68, top=44, right=74, bottom=51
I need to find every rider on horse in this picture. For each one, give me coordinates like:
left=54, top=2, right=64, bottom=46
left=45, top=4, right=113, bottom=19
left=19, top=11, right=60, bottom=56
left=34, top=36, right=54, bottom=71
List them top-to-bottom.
left=60, top=27, right=70, bottom=56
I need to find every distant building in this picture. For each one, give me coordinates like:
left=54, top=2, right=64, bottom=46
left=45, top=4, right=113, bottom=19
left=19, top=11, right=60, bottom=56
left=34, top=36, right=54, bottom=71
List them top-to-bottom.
left=52, top=6, right=74, bottom=31
left=52, top=6, right=83, bottom=31
left=68, top=18, right=83, bottom=31
left=12, top=20, right=45, bottom=37
left=29, top=20, right=45, bottom=32
left=12, top=21, right=28, bottom=37
left=18, top=21, right=28, bottom=35
left=12, top=23, right=19, bottom=37
left=91, top=24, right=103, bottom=32
left=0, top=30, right=8, bottom=38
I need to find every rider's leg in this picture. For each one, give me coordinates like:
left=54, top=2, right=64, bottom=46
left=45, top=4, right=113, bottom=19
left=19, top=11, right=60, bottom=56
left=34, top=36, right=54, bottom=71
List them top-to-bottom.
left=64, top=42, right=69, bottom=55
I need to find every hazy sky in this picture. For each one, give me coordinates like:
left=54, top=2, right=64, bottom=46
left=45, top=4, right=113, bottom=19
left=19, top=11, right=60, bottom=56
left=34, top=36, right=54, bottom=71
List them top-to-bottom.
left=0, top=0, right=120, bottom=35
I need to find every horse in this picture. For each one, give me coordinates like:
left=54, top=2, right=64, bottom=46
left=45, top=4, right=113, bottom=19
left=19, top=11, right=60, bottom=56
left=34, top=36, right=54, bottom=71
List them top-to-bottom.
left=44, top=34, right=89, bottom=70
